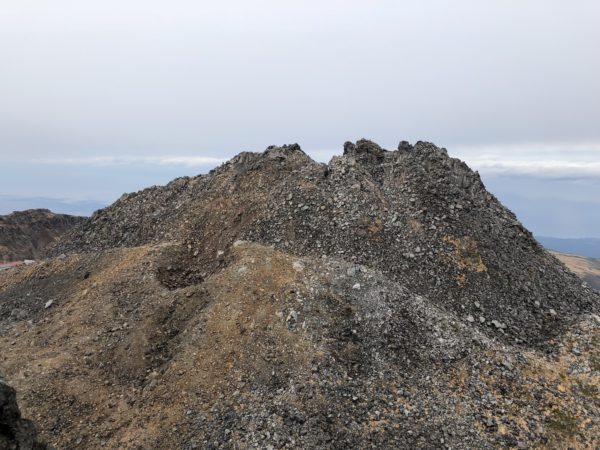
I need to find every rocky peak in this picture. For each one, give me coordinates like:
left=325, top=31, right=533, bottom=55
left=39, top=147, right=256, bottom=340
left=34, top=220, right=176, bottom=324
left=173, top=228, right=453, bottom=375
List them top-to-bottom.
left=2, top=139, right=600, bottom=449
left=50, top=139, right=599, bottom=348
left=343, top=139, right=385, bottom=164
left=397, top=140, right=413, bottom=152
left=264, top=142, right=305, bottom=158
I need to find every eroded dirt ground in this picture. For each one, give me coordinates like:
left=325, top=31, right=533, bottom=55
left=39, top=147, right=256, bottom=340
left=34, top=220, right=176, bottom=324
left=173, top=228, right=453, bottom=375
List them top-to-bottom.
left=1, top=242, right=599, bottom=449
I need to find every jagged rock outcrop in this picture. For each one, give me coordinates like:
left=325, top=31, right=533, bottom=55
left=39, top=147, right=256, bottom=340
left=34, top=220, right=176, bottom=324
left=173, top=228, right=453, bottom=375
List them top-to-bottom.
left=0, top=140, right=597, bottom=449
left=53, top=140, right=597, bottom=347
left=0, top=209, right=85, bottom=263
left=0, top=379, right=47, bottom=449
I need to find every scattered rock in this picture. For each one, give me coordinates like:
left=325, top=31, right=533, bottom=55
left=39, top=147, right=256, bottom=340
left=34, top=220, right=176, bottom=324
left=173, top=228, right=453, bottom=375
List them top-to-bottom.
left=0, top=140, right=596, bottom=450
left=286, top=310, right=298, bottom=330
left=491, top=320, right=506, bottom=329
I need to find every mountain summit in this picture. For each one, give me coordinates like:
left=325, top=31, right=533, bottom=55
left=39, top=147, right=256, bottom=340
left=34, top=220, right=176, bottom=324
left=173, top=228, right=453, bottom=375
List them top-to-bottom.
left=1, top=140, right=599, bottom=449
left=53, top=140, right=596, bottom=346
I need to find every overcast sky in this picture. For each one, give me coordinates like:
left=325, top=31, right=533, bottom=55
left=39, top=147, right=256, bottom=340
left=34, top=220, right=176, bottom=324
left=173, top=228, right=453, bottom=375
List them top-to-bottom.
left=1, top=1, right=599, bottom=237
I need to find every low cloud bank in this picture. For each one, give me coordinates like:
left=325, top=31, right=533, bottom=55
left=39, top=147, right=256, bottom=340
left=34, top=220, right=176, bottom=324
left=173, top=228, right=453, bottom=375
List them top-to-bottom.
left=3, top=141, right=599, bottom=179
left=454, top=141, right=600, bottom=179
left=8, top=156, right=226, bottom=168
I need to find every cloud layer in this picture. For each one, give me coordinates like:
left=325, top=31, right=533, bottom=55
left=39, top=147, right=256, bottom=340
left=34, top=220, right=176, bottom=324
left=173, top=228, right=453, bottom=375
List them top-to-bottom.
left=1, top=1, right=599, bottom=157
left=3, top=141, right=599, bottom=179
left=453, top=142, right=600, bottom=179
left=10, top=155, right=227, bottom=168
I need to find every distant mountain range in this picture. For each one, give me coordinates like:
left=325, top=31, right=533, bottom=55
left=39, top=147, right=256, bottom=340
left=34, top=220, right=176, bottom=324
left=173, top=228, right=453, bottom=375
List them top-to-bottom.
left=0, top=195, right=105, bottom=217
left=536, top=236, right=600, bottom=259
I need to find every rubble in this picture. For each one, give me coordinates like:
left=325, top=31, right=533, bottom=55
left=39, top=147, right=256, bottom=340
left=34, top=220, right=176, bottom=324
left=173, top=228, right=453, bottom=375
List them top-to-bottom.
left=0, top=140, right=597, bottom=449
left=52, top=140, right=598, bottom=347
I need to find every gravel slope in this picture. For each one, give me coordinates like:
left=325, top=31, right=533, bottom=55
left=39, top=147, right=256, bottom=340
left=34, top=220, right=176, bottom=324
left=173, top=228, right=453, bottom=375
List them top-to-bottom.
left=0, top=140, right=597, bottom=449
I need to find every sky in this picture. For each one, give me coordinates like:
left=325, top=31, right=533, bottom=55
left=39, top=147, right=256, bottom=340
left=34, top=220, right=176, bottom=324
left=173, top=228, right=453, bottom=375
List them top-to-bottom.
left=0, top=1, right=599, bottom=237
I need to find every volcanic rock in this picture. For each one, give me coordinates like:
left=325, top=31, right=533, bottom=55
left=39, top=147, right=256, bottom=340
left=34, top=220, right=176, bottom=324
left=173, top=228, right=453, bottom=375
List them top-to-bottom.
left=0, top=140, right=597, bottom=449
left=52, top=140, right=597, bottom=347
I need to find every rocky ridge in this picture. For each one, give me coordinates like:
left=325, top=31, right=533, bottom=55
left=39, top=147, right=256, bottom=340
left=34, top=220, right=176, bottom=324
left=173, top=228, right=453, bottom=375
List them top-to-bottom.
left=0, top=140, right=597, bottom=449
left=53, top=140, right=597, bottom=348
left=0, top=209, right=85, bottom=263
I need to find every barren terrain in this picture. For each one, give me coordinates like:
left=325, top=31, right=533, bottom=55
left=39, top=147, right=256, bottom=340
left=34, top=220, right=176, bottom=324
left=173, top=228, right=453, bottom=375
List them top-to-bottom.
left=1, top=141, right=599, bottom=449
left=553, top=252, right=600, bottom=291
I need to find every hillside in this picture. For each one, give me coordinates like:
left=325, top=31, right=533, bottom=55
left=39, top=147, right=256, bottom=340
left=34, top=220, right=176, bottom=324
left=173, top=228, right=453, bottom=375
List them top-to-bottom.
left=1, top=140, right=599, bottom=449
left=0, top=209, right=85, bottom=263
left=553, top=252, right=600, bottom=291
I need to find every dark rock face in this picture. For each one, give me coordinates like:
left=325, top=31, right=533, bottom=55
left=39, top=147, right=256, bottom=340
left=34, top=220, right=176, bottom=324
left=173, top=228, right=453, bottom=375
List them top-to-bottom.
left=53, top=141, right=599, bottom=348
left=0, top=209, right=85, bottom=263
left=0, top=380, right=47, bottom=450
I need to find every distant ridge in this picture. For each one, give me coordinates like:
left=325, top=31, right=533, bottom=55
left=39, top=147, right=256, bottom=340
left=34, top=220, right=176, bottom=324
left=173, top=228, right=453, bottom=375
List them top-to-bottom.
left=0, top=195, right=105, bottom=217
left=0, top=209, right=85, bottom=262
left=537, top=236, right=600, bottom=259
left=552, top=251, right=600, bottom=291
